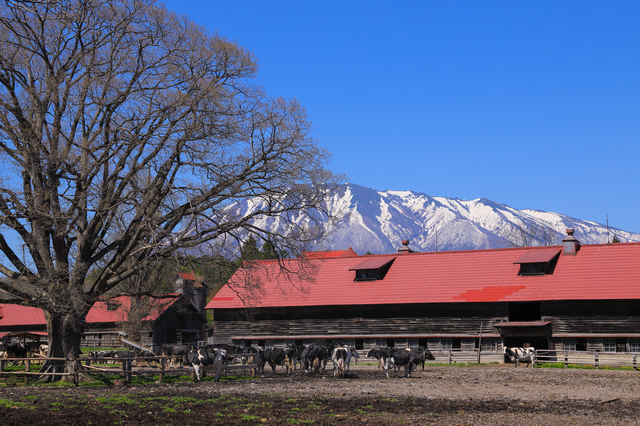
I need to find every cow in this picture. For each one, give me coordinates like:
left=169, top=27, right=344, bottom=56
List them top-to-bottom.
left=4, top=341, right=28, bottom=365
left=161, top=344, right=190, bottom=367
left=301, top=344, right=334, bottom=374
left=183, top=345, right=228, bottom=382
left=285, top=345, right=306, bottom=372
left=331, top=346, right=359, bottom=377
left=409, top=346, right=436, bottom=371
left=252, top=347, right=268, bottom=374
left=263, top=347, right=293, bottom=375
left=504, top=347, right=536, bottom=367
left=367, top=348, right=395, bottom=371
left=383, top=348, right=425, bottom=378
left=89, top=350, right=118, bottom=364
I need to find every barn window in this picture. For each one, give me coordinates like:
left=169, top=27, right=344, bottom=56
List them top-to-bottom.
left=513, top=248, right=561, bottom=276
left=350, top=257, right=395, bottom=281
left=355, top=269, right=377, bottom=280
left=603, top=339, right=616, bottom=353
left=629, top=340, right=640, bottom=353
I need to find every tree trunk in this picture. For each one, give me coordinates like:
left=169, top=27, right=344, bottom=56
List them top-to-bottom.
left=40, top=311, right=87, bottom=382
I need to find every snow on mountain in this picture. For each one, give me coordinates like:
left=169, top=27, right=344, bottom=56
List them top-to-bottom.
left=228, top=183, right=640, bottom=255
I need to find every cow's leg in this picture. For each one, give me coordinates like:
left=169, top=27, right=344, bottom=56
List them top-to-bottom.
left=214, top=361, right=223, bottom=382
left=192, top=364, right=201, bottom=382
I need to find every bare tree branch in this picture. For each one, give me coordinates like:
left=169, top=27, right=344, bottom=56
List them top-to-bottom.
left=0, top=0, right=344, bottom=378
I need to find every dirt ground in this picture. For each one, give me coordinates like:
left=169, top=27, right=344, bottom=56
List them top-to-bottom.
left=1, top=363, right=640, bottom=425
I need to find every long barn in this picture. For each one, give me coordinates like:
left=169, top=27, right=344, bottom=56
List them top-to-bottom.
left=206, top=230, right=640, bottom=359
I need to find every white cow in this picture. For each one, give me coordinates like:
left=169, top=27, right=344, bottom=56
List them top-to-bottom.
left=331, top=346, right=359, bottom=377
left=504, top=347, right=536, bottom=367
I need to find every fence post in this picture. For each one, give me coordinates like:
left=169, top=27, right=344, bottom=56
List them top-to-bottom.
left=448, top=350, right=452, bottom=365
left=564, top=351, right=568, bottom=368
left=595, top=352, right=599, bottom=369
left=633, top=354, right=637, bottom=371
left=158, top=357, right=165, bottom=383
left=25, top=359, right=30, bottom=372
left=74, top=359, right=79, bottom=386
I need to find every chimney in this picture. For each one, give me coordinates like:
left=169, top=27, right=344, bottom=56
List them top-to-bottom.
left=562, top=229, right=580, bottom=255
left=397, top=239, right=414, bottom=254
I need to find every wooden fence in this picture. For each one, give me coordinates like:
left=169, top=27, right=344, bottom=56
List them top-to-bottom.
left=534, top=349, right=640, bottom=369
left=0, top=354, right=257, bottom=386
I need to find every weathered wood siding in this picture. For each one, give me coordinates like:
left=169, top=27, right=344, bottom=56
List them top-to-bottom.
left=543, top=300, right=640, bottom=336
left=211, top=303, right=507, bottom=344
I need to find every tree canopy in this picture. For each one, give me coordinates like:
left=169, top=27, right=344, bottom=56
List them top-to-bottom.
left=0, top=0, right=342, bottom=375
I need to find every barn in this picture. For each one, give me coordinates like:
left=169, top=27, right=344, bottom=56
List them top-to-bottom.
left=205, top=229, right=640, bottom=359
left=0, top=292, right=205, bottom=351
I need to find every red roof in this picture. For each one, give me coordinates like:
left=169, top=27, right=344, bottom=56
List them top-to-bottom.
left=206, top=243, right=640, bottom=309
left=302, top=247, right=358, bottom=259
left=513, top=248, right=561, bottom=264
left=349, top=256, right=395, bottom=270
left=1, top=295, right=182, bottom=328
left=86, top=295, right=181, bottom=323
left=0, top=304, right=46, bottom=327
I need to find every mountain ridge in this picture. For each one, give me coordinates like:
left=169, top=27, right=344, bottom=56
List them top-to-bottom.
left=229, top=183, right=640, bottom=255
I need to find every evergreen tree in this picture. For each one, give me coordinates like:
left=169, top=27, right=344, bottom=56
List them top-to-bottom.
left=241, top=236, right=261, bottom=260
left=261, top=240, right=279, bottom=260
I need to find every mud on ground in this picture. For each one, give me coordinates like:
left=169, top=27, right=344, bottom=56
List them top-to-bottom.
left=1, top=363, right=640, bottom=425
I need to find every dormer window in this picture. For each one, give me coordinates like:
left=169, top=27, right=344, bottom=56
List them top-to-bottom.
left=514, top=248, right=561, bottom=276
left=350, top=257, right=395, bottom=281
left=106, top=301, right=121, bottom=311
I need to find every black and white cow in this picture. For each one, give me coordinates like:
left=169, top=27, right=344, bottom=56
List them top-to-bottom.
left=4, top=341, right=27, bottom=365
left=161, top=344, right=190, bottom=367
left=301, top=344, right=334, bottom=374
left=183, top=345, right=228, bottom=382
left=285, top=345, right=306, bottom=372
left=331, top=346, right=359, bottom=377
left=411, top=346, right=436, bottom=370
left=253, top=347, right=268, bottom=374
left=263, top=347, right=294, bottom=375
left=503, top=347, right=536, bottom=367
left=367, top=348, right=394, bottom=370
left=383, top=348, right=422, bottom=378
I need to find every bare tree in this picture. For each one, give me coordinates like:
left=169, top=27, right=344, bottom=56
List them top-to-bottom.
left=0, top=0, right=343, bottom=378
left=501, top=219, right=559, bottom=248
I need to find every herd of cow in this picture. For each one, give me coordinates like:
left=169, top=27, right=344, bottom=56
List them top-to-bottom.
left=3, top=339, right=537, bottom=383
left=155, top=343, right=441, bottom=382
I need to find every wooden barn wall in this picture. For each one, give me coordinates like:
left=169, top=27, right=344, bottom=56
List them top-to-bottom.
left=542, top=300, right=640, bottom=335
left=211, top=303, right=508, bottom=343
left=152, top=305, right=205, bottom=348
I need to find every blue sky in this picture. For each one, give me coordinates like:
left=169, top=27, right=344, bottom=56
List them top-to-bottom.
left=161, top=0, right=640, bottom=233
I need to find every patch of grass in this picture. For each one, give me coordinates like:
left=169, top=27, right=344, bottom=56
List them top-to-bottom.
left=534, top=362, right=635, bottom=371
left=21, top=395, right=39, bottom=401
left=96, top=395, right=136, bottom=405
left=170, top=396, right=197, bottom=404
left=0, top=398, right=31, bottom=409
left=163, top=407, right=176, bottom=413
left=241, top=414, right=261, bottom=421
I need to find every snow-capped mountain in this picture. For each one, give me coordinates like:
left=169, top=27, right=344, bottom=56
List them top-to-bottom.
left=230, top=183, right=640, bottom=254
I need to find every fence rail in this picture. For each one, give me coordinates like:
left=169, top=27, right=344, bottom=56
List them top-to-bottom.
left=535, top=349, right=640, bottom=369
left=0, top=353, right=257, bottom=386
